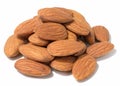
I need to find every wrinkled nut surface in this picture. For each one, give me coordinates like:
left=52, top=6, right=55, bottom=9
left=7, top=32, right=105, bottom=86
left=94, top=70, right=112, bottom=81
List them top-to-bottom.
left=4, top=7, right=114, bottom=81
left=38, top=8, right=73, bottom=23
left=65, top=10, right=90, bottom=36
left=14, top=16, right=43, bottom=38
left=35, top=23, right=68, bottom=41
left=93, top=26, right=109, bottom=42
left=85, top=28, right=95, bottom=44
left=67, top=30, right=77, bottom=40
left=28, top=33, right=49, bottom=46
left=4, top=35, right=25, bottom=58
left=47, top=40, right=86, bottom=56
left=86, top=41, right=114, bottom=58
left=19, top=43, right=54, bottom=62
left=74, top=44, right=86, bottom=56
left=72, top=54, right=97, bottom=80
left=50, top=56, right=76, bottom=71
left=15, top=58, right=51, bottom=77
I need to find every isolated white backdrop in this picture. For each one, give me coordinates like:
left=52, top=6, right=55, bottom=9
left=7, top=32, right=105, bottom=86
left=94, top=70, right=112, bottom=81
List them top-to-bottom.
left=0, top=0, right=120, bottom=86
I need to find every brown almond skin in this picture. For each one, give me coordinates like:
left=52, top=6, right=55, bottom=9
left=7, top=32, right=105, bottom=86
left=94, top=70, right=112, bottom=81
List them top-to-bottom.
left=38, top=7, right=73, bottom=23
left=54, top=7, right=73, bottom=16
left=65, top=10, right=90, bottom=36
left=14, top=16, right=43, bottom=38
left=35, top=23, right=68, bottom=41
left=93, top=26, right=109, bottom=41
left=85, top=28, right=95, bottom=44
left=67, top=30, right=77, bottom=40
left=28, top=33, right=49, bottom=46
left=4, top=35, right=25, bottom=58
left=47, top=40, right=86, bottom=56
left=74, top=40, right=86, bottom=56
left=86, top=41, right=114, bottom=58
left=19, top=43, right=54, bottom=62
left=74, top=45, right=86, bottom=56
left=72, top=54, right=97, bottom=81
left=50, top=56, right=76, bottom=71
left=15, top=58, right=51, bottom=77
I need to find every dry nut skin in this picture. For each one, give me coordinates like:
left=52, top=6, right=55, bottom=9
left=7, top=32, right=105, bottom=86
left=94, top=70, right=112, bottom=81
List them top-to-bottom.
left=4, top=7, right=115, bottom=81
left=54, top=7, right=73, bottom=15
left=38, top=8, right=73, bottom=23
left=65, top=10, right=90, bottom=36
left=14, top=16, right=43, bottom=38
left=35, top=23, right=68, bottom=41
left=93, top=26, right=109, bottom=41
left=85, top=28, right=95, bottom=44
left=67, top=30, right=77, bottom=40
left=28, top=33, right=49, bottom=46
left=4, top=35, right=25, bottom=58
left=47, top=40, right=86, bottom=56
left=86, top=41, right=114, bottom=58
left=19, top=43, right=54, bottom=62
left=74, top=44, right=86, bottom=56
left=72, top=54, right=97, bottom=81
left=50, top=56, right=76, bottom=71
left=15, top=58, right=51, bottom=77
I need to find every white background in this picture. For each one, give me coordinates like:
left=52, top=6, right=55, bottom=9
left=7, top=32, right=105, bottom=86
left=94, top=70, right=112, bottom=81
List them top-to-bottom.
left=0, top=0, right=120, bottom=86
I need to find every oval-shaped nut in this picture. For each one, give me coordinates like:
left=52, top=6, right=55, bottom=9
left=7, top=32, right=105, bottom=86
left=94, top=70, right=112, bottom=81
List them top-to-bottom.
left=38, top=7, right=73, bottom=23
left=65, top=10, right=90, bottom=36
left=14, top=16, right=43, bottom=38
left=35, top=23, right=68, bottom=41
left=93, top=26, right=109, bottom=41
left=85, top=28, right=95, bottom=44
left=67, top=30, right=77, bottom=40
left=28, top=33, right=49, bottom=46
left=4, top=35, right=25, bottom=58
left=47, top=40, right=86, bottom=56
left=86, top=41, right=114, bottom=58
left=19, top=43, right=54, bottom=62
left=72, top=54, right=97, bottom=81
left=50, top=56, right=76, bottom=71
left=15, top=58, right=51, bottom=77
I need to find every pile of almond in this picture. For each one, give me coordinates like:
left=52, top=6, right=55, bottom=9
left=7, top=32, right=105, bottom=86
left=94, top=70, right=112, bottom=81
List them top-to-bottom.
left=4, top=7, right=114, bottom=81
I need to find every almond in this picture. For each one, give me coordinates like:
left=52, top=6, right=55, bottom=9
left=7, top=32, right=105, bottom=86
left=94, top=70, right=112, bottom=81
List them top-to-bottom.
left=4, top=7, right=115, bottom=81
left=38, top=7, right=73, bottom=23
left=65, top=10, right=90, bottom=36
left=14, top=16, right=43, bottom=38
left=35, top=23, right=68, bottom=41
left=93, top=26, right=109, bottom=41
left=85, top=28, right=95, bottom=44
left=67, top=30, right=77, bottom=40
left=28, top=33, right=49, bottom=46
left=4, top=35, right=25, bottom=58
left=47, top=40, right=86, bottom=56
left=86, top=41, right=114, bottom=58
left=19, top=43, right=54, bottom=62
left=72, top=54, right=97, bottom=80
left=50, top=56, right=76, bottom=71
left=15, top=58, right=51, bottom=77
